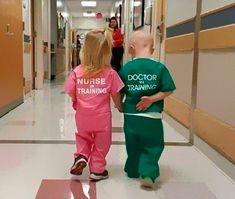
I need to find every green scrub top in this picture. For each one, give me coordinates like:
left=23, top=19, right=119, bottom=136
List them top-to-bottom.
left=119, top=58, right=176, bottom=114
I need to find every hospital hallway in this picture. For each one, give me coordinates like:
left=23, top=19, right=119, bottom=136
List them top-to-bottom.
left=1, top=0, right=235, bottom=198
left=0, top=74, right=234, bottom=199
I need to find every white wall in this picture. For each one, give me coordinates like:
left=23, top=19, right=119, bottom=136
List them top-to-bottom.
left=23, top=0, right=32, bottom=81
left=23, top=0, right=31, bottom=36
left=34, top=0, right=44, bottom=88
left=42, top=0, right=49, bottom=73
left=42, top=0, right=49, bottom=42
left=50, top=0, right=57, bottom=46
left=142, top=0, right=153, bottom=32
left=145, top=0, right=152, bottom=8
left=166, top=0, right=197, bottom=26
left=202, top=0, right=235, bottom=14
left=57, top=1, right=72, bottom=72
left=110, top=1, right=122, bottom=17
left=72, top=17, right=107, bottom=30
left=197, top=50, right=235, bottom=126
left=165, top=52, right=194, bottom=104
left=23, top=54, right=32, bottom=81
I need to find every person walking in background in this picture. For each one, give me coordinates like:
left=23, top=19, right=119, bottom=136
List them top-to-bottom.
left=109, top=16, right=124, bottom=72
left=65, top=28, right=124, bottom=181
left=119, top=31, right=176, bottom=189
left=76, top=34, right=81, bottom=66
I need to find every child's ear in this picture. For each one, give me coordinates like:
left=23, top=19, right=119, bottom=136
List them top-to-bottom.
left=129, top=44, right=134, bottom=55
left=151, top=47, right=154, bottom=54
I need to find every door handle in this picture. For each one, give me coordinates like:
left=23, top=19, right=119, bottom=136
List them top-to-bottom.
left=156, top=21, right=164, bottom=36
left=5, top=24, right=14, bottom=36
left=156, top=26, right=163, bottom=36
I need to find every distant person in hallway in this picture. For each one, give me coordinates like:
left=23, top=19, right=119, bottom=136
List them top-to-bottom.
left=109, top=16, right=124, bottom=72
left=65, top=28, right=124, bottom=181
left=119, top=31, right=176, bottom=189
left=76, top=34, right=81, bottom=66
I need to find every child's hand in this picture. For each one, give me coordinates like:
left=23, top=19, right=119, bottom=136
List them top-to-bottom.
left=136, top=96, right=153, bottom=111
left=72, top=101, right=77, bottom=111
left=114, top=104, right=123, bottom=112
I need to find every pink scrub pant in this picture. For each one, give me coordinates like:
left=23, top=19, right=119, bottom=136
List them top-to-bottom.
left=74, top=112, right=112, bottom=173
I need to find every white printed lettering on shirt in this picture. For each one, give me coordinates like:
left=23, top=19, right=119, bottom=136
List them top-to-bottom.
left=128, top=74, right=157, bottom=81
left=77, top=78, right=106, bottom=85
left=128, top=84, right=157, bottom=91
left=77, top=88, right=107, bottom=94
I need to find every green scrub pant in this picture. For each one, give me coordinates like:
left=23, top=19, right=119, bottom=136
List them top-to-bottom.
left=123, top=114, right=164, bottom=181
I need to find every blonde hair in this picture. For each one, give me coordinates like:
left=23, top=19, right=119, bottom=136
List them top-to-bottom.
left=80, top=28, right=113, bottom=77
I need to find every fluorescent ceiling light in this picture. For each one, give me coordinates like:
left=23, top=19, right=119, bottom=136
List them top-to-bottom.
left=57, top=1, right=62, bottom=8
left=81, top=1, right=96, bottom=7
left=134, top=1, right=141, bottom=7
left=83, top=12, right=95, bottom=17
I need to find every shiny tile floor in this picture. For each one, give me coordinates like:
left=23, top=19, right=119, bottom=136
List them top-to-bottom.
left=0, top=75, right=234, bottom=199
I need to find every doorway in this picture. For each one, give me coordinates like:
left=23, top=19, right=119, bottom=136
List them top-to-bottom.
left=31, top=0, right=36, bottom=89
left=152, top=0, right=166, bottom=61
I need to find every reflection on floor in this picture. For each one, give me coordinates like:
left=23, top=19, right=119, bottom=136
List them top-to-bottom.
left=0, top=75, right=234, bottom=199
left=36, top=180, right=96, bottom=199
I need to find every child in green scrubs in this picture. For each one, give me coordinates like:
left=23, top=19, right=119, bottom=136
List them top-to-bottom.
left=119, top=31, right=176, bottom=188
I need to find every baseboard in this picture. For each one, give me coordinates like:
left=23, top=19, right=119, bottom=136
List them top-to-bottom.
left=0, top=97, right=24, bottom=118
left=163, top=112, right=190, bottom=141
left=164, top=112, right=235, bottom=181
left=194, top=135, right=235, bottom=181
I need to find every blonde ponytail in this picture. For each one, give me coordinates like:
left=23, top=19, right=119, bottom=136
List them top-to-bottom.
left=80, top=28, right=113, bottom=78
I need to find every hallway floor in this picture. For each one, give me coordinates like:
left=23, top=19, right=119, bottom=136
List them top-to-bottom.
left=0, top=75, right=234, bottom=199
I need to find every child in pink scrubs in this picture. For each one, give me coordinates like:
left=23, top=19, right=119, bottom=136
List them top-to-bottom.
left=65, top=28, right=124, bottom=181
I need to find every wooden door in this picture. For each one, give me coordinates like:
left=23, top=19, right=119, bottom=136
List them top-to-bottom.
left=0, top=0, right=23, bottom=116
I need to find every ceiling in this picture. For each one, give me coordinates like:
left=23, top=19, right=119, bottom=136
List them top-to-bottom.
left=63, top=0, right=119, bottom=18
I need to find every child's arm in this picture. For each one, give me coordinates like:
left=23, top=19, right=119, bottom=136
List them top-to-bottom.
left=136, top=65, right=176, bottom=111
left=110, top=69, right=125, bottom=112
left=65, top=71, right=77, bottom=110
left=65, top=72, right=76, bottom=97
left=136, top=91, right=173, bottom=111
left=111, top=92, right=123, bottom=112
left=71, top=96, right=76, bottom=101
left=71, top=97, right=77, bottom=111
